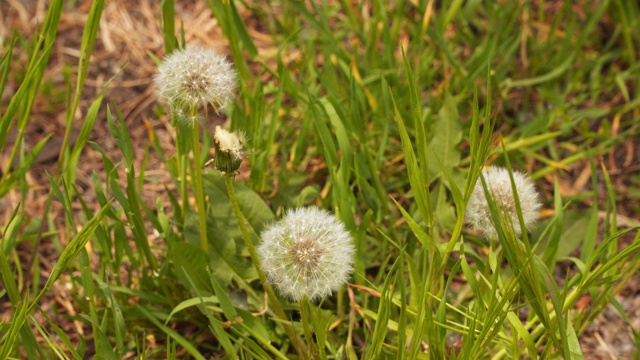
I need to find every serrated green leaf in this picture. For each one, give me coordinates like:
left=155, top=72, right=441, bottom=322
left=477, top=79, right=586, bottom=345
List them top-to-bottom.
left=427, top=92, right=462, bottom=178
left=203, top=172, right=274, bottom=237
left=183, top=209, right=257, bottom=286
left=173, top=241, right=212, bottom=293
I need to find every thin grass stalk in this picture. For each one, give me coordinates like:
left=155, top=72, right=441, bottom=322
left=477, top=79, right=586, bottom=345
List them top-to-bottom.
left=16, top=0, right=64, bottom=296
left=21, top=0, right=101, bottom=313
left=190, top=115, right=208, bottom=253
left=224, top=176, right=308, bottom=358
left=492, top=238, right=639, bottom=360
left=230, top=323, right=291, bottom=360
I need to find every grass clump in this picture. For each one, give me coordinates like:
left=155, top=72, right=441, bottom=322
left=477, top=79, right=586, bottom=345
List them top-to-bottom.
left=1, top=0, right=640, bottom=359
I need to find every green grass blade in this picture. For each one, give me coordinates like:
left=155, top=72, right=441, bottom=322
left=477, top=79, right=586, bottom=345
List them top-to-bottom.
left=161, top=0, right=177, bottom=53
left=0, top=31, right=17, bottom=109
left=66, top=77, right=114, bottom=185
left=392, top=93, right=432, bottom=243
left=107, top=106, right=158, bottom=270
left=581, top=159, right=599, bottom=263
left=541, top=179, right=564, bottom=268
left=29, top=198, right=113, bottom=312
left=0, top=205, right=23, bottom=302
left=365, top=256, right=401, bottom=360
left=208, top=269, right=238, bottom=321
left=0, top=293, right=29, bottom=358
left=135, top=304, right=207, bottom=360
left=38, top=308, right=82, bottom=359
left=506, top=312, right=537, bottom=359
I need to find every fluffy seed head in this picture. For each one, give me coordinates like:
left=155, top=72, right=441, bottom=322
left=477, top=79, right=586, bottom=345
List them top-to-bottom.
left=154, top=47, right=236, bottom=116
left=213, top=126, right=244, bottom=174
left=466, top=167, right=541, bottom=239
left=258, top=207, right=355, bottom=302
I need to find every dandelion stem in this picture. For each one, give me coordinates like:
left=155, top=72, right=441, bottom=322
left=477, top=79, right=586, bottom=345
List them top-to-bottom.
left=175, top=119, right=189, bottom=226
left=191, top=119, right=208, bottom=253
left=179, top=153, right=188, bottom=223
left=224, top=176, right=308, bottom=359
left=300, top=297, right=321, bottom=360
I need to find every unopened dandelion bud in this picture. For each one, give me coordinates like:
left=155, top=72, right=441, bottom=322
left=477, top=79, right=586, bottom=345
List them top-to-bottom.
left=154, top=47, right=236, bottom=121
left=213, top=126, right=244, bottom=174
left=466, top=166, right=541, bottom=239
left=258, top=207, right=355, bottom=302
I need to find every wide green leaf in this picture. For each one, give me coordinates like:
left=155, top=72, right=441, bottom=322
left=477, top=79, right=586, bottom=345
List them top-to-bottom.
left=427, top=92, right=462, bottom=178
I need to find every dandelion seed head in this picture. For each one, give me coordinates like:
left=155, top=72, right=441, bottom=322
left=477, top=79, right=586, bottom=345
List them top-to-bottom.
left=154, top=47, right=236, bottom=117
left=466, top=166, right=541, bottom=239
left=258, top=207, right=355, bottom=302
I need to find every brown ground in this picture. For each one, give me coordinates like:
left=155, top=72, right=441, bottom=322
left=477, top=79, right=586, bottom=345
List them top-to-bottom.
left=0, top=0, right=638, bottom=358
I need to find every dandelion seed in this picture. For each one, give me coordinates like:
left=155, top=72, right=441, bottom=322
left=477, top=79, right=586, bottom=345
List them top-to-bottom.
left=154, top=47, right=236, bottom=120
left=466, top=166, right=541, bottom=239
left=258, top=207, right=355, bottom=302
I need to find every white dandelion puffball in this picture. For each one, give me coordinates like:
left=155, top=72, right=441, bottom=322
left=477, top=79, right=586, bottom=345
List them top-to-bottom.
left=154, top=47, right=236, bottom=112
left=466, top=167, right=541, bottom=239
left=258, top=207, right=355, bottom=302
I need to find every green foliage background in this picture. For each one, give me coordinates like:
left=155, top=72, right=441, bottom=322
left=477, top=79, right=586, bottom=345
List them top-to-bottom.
left=1, top=0, right=639, bottom=359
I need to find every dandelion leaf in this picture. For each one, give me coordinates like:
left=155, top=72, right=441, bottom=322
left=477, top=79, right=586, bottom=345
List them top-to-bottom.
left=427, top=92, right=462, bottom=178
left=203, top=171, right=275, bottom=239
left=183, top=210, right=257, bottom=287
left=172, top=239, right=212, bottom=293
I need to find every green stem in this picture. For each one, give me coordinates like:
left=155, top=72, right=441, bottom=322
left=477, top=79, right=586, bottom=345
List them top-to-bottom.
left=175, top=119, right=189, bottom=226
left=191, top=122, right=208, bottom=253
left=179, top=153, right=188, bottom=224
left=224, top=176, right=307, bottom=359
left=299, top=297, right=316, bottom=360
left=301, top=297, right=328, bottom=360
